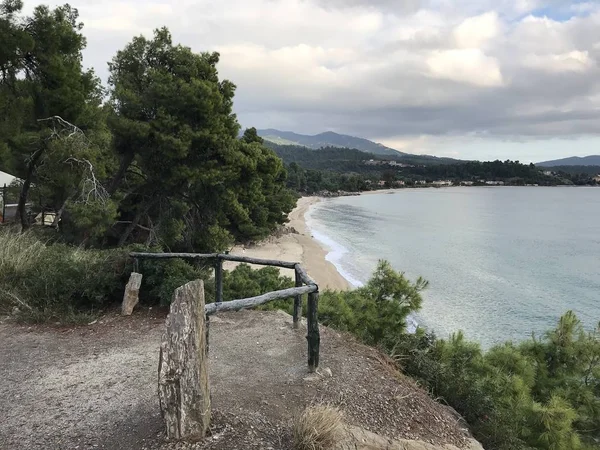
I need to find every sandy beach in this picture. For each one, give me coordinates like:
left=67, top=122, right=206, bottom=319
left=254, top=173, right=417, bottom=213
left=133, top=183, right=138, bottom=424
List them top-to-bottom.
left=223, top=197, right=351, bottom=291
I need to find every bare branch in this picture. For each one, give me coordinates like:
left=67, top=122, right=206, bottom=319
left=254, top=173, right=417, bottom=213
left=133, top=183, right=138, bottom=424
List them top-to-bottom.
left=37, top=116, right=87, bottom=142
left=64, top=157, right=109, bottom=205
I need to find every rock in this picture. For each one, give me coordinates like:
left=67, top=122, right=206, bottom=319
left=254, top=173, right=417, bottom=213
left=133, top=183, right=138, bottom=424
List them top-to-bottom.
left=121, top=272, right=142, bottom=316
left=158, top=280, right=210, bottom=441
left=317, top=367, right=333, bottom=378
left=303, top=375, right=320, bottom=383
left=334, top=425, right=485, bottom=450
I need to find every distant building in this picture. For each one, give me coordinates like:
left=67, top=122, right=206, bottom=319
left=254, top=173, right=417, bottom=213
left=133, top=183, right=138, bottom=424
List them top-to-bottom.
left=364, top=160, right=414, bottom=168
left=543, top=170, right=554, bottom=176
left=594, top=175, right=600, bottom=183
left=432, top=180, right=452, bottom=186
left=485, top=180, right=505, bottom=186
left=461, top=181, right=474, bottom=186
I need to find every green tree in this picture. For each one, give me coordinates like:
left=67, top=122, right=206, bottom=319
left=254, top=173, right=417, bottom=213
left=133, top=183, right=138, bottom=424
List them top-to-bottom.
left=0, top=1, right=109, bottom=232
left=107, top=29, right=294, bottom=250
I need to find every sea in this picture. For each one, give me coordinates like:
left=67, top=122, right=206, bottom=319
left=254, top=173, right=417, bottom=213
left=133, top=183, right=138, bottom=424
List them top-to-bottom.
left=306, top=187, right=600, bottom=348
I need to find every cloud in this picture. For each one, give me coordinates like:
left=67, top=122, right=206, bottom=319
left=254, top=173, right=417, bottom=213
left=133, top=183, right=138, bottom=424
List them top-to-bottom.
left=24, top=0, right=600, bottom=159
left=453, top=12, right=501, bottom=49
left=426, top=49, right=504, bottom=86
left=523, top=50, right=595, bottom=72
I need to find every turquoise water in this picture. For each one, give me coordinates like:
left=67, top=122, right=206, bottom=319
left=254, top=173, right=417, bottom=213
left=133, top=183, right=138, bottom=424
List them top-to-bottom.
left=306, top=187, right=600, bottom=347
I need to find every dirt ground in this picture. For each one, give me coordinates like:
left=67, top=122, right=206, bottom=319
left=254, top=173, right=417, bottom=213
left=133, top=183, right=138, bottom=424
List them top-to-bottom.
left=0, top=309, right=476, bottom=450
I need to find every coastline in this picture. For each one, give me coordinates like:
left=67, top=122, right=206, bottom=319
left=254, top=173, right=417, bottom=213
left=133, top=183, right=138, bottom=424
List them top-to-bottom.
left=223, top=196, right=351, bottom=291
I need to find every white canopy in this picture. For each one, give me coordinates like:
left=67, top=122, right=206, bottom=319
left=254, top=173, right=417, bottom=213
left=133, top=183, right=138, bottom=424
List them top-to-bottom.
left=0, top=170, right=17, bottom=187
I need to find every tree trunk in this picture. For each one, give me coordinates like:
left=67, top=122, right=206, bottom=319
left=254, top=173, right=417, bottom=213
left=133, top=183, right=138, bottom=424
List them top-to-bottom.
left=18, top=144, right=46, bottom=232
left=107, top=152, right=135, bottom=195
left=51, top=195, right=73, bottom=229
left=117, top=201, right=152, bottom=246
left=158, top=280, right=210, bottom=441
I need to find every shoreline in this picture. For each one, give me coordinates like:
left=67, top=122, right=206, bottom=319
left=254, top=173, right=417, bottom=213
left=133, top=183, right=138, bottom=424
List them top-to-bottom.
left=223, top=196, right=351, bottom=291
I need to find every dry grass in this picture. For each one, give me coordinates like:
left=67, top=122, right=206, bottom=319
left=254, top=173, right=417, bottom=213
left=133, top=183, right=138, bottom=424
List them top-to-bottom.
left=0, top=228, right=47, bottom=274
left=292, top=405, right=344, bottom=450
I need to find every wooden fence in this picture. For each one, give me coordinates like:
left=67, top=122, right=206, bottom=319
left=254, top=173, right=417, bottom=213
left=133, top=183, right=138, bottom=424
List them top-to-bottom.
left=130, top=252, right=321, bottom=372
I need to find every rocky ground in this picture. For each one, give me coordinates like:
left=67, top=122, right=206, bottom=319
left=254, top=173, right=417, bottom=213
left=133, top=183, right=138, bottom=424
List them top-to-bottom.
left=0, top=309, right=481, bottom=450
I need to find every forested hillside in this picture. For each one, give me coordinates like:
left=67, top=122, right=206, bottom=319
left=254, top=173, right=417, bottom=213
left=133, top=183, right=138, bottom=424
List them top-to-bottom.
left=266, top=142, right=599, bottom=192
left=538, top=155, right=600, bottom=167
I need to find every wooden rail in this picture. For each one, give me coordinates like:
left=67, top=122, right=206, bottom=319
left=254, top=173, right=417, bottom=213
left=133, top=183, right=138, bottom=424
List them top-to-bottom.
left=130, top=251, right=320, bottom=372
left=205, top=285, right=317, bottom=315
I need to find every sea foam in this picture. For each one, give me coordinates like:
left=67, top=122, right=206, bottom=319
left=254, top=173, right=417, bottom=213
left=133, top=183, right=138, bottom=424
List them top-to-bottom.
left=305, top=201, right=418, bottom=333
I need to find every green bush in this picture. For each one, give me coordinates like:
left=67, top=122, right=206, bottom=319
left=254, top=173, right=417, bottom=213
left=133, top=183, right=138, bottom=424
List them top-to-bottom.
left=0, top=230, right=130, bottom=321
left=137, top=256, right=210, bottom=306
left=222, top=263, right=294, bottom=311
left=391, top=314, right=600, bottom=450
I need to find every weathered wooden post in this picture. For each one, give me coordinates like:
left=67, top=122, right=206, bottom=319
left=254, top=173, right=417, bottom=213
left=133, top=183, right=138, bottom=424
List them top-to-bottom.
left=1, top=184, right=6, bottom=223
left=214, top=256, right=223, bottom=304
left=293, top=268, right=303, bottom=329
left=158, top=280, right=210, bottom=441
left=307, top=291, right=320, bottom=372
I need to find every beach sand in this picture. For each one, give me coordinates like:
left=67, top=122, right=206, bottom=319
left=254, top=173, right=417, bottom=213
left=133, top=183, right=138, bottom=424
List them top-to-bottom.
left=223, top=197, right=351, bottom=291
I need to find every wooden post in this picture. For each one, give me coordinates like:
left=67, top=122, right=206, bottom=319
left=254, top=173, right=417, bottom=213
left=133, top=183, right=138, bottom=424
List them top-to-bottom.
left=1, top=184, right=6, bottom=224
left=215, top=256, right=223, bottom=304
left=293, top=269, right=302, bottom=329
left=158, top=280, right=210, bottom=441
left=307, top=291, right=320, bottom=372
left=205, top=314, right=210, bottom=354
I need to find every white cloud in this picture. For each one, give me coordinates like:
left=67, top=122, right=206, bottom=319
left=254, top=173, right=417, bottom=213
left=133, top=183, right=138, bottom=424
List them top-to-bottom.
left=453, top=12, right=501, bottom=49
left=427, top=49, right=504, bottom=86
left=524, top=50, right=595, bottom=72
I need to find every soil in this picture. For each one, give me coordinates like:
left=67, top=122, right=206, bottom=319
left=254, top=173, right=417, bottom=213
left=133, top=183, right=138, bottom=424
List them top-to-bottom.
left=0, top=309, right=476, bottom=450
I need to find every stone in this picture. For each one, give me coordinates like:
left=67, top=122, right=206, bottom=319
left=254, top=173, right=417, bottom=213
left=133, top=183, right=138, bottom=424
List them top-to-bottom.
left=121, top=272, right=142, bottom=316
left=158, top=280, right=210, bottom=441
left=317, top=367, right=333, bottom=378
left=333, top=425, right=485, bottom=450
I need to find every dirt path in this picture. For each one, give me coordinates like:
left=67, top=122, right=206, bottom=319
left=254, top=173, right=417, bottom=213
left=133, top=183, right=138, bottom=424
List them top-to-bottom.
left=0, top=310, right=475, bottom=450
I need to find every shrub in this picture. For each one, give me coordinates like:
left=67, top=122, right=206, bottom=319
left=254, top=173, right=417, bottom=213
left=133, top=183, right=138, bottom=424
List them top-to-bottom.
left=0, top=229, right=129, bottom=321
left=137, top=256, right=210, bottom=306
left=222, top=263, right=294, bottom=311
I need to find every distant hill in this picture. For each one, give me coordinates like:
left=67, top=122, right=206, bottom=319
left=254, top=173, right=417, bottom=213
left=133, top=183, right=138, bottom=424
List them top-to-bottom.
left=257, top=129, right=405, bottom=157
left=263, top=142, right=461, bottom=167
left=537, top=155, right=600, bottom=167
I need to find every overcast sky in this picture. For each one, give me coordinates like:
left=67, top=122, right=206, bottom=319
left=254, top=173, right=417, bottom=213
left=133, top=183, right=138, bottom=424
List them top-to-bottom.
left=27, top=0, right=600, bottom=161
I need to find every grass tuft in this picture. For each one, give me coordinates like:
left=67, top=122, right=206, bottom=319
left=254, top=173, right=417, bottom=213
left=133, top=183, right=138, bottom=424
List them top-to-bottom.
left=292, top=405, right=343, bottom=450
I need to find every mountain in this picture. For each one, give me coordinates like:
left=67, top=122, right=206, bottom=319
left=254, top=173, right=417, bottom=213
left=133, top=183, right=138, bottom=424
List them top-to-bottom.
left=257, top=129, right=405, bottom=157
left=537, top=155, right=600, bottom=167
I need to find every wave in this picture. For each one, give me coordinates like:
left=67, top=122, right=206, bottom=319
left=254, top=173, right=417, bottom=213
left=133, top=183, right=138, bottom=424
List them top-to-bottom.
left=306, top=202, right=418, bottom=333
left=307, top=227, right=365, bottom=289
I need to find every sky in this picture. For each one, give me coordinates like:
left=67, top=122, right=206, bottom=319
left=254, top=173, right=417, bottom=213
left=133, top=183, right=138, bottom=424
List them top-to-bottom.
left=26, top=0, right=600, bottom=161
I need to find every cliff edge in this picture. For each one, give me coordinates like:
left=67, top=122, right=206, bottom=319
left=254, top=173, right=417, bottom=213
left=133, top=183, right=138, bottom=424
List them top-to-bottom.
left=0, top=309, right=484, bottom=450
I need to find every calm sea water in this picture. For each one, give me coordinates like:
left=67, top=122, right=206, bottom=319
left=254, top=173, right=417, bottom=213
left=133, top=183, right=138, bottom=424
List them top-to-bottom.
left=306, top=187, right=600, bottom=347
